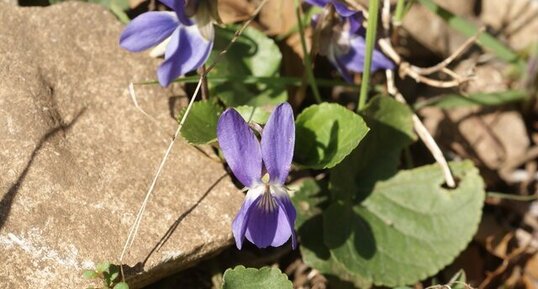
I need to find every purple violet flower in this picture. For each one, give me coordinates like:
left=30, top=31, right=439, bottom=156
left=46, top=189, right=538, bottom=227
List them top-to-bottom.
left=119, top=0, right=215, bottom=87
left=305, top=0, right=395, bottom=82
left=217, top=103, right=297, bottom=249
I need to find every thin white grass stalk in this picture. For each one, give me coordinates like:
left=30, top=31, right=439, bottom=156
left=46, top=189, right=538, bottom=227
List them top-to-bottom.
left=385, top=70, right=456, bottom=188
left=119, top=79, right=203, bottom=280
left=128, top=82, right=166, bottom=132
left=128, top=82, right=151, bottom=120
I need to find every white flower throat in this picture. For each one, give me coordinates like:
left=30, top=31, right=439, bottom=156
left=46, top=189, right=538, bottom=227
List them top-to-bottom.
left=256, top=173, right=279, bottom=212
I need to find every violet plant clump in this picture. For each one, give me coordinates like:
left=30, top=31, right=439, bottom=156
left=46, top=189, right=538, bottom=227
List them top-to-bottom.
left=111, top=0, right=507, bottom=286
left=119, top=0, right=218, bottom=87
left=306, top=0, right=394, bottom=82
left=217, top=103, right=296, bottom=249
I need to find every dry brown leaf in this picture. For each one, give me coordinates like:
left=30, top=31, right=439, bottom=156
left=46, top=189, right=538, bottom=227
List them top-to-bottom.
left=217, top=0, right=256, bottom=24
left=258, top=0, right=297, bottom=35
left=401, top=0, right=476, bottom=58
left=481, top=0, right=538, bottom=52
left=419, top=62, right=529, bottom=186
left=525, top=253, right=538, bottom=286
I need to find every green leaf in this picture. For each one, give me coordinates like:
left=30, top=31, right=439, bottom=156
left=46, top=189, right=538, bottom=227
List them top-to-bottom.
left=417, top=0, right=523, bottom=69
left=209, top=26, right=287, bottom=106
left=414, top=90, right=527, bottom=109
left=330, top=96, right=416, bottom=200
left=298, top=97, right=485, bottom=287
left=178, top=100, right=223, bottom=144
left=295, top=103, right=369, bottom=169
left=234, top=105, right=270, bottom=124
left=325, top=161, right=485, bottom=286
left=292, top=178, right=328, bottom=227
left=293, top=179, right=371, bottom=288
left=95, top=262, right=111, bottom=274
left=221, top=266, right=293, bottom=289
left=83, top=270, right=98, bottom=279
left=109, top=271, right=119, bottom=282
left=113, top=282, right=129, bottom=289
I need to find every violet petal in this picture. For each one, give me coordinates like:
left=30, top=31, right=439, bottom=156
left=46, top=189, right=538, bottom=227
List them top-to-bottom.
left=159, top=0, right=193, bottom=25
left=304, top=0, right=330, bottom=7
left=331, top=0, right=356, bottom=17
left=119, top=12, right=178, bottom=52
left=347, top=12, right=364, bottom=34
left=157, top=25, right=213, bottom=86
left=332, top=34, right=395, bottom=82
left=340, top=35, right=395, bottom=72
left=261, top=103, right=295, bottom=185
left=217, top=108, right=262, bottom=188
left=232, top=186, right=264, bottom=249
left=272, top=186, right=297, bottom=249
left=244, top=196, right=293, bottom=248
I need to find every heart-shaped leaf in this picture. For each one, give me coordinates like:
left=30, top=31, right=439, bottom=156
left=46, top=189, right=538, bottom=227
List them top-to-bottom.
left=209, top=26, right=287, bottom=107
left=330, top=96, right=416, bottom=200
left=178, top=100, right=223, bottom=145
left=294, top=103, right=369, bottom=169
left=323, top=161, right=485, bottom=286
left=293, top=179, right=371, bottom=288
left=222, top=266, right=293, bottom=289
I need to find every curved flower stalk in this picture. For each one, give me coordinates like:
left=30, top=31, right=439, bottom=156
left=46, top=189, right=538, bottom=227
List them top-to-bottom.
left=119, top=0, right=219, bottom=87
left=306, top=0, right=394, bottom=82
left=217, top=103, right=297, bottom=249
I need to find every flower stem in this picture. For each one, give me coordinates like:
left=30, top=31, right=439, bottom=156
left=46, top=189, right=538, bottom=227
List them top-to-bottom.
left=294, top=0, right=322, bottom=104
left=357, top=0, right=380, bottom=112
left=393, top=0, right=406, bottom=24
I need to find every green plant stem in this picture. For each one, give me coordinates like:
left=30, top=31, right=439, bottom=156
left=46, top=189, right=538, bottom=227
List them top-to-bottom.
left=294, top=0, right=322, bottom=103
left=358, top=0, right=380, bottom=111
left=393, top=0, right=406, bottom=23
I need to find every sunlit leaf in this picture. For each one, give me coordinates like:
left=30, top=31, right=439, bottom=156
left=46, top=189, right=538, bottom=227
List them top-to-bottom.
left=295, top=103, right=369, bottom=169
left=234, top=105, right=270, bottom=124
left=323, top=161, right=484, bottom=286
left=222, top=266, right=293, bottom=289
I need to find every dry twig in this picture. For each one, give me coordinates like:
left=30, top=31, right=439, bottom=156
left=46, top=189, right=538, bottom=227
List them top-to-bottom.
left=380, top=0, right=459, bottom=188
left=377, top=24, right=482, bottom=88
left=386, top=69, right=456, bottom=188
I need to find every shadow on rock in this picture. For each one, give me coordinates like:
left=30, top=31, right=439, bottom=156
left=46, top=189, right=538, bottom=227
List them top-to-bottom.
left=0, top=108, right=86, bottom=231
left=141, top=173, right=228, bottom=267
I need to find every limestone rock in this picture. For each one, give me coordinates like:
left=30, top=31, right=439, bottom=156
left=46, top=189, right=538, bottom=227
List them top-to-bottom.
left=1, top=0, right=16, bottom=5
left=0, top=3, right=243, bottom=288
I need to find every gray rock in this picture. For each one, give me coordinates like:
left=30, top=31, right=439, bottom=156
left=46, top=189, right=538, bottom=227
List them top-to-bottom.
left=0, top=3, right=243, bottom=288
